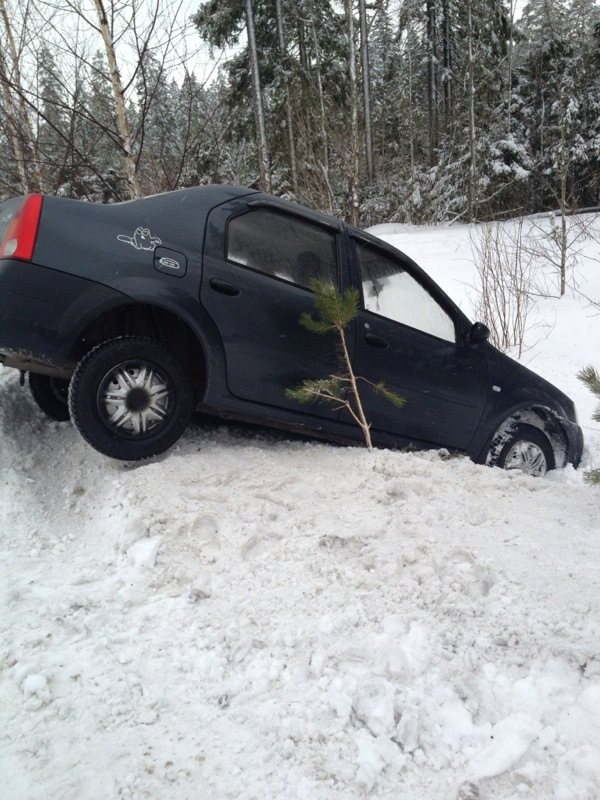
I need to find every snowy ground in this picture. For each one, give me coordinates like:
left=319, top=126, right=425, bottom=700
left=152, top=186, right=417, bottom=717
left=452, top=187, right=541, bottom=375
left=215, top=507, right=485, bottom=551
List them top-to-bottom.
left=1, top=216, right=599, bottom=800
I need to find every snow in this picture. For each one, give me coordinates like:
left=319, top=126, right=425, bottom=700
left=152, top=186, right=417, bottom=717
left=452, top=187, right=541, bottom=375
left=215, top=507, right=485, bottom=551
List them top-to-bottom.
left=1, top=215, right=600, bottom=799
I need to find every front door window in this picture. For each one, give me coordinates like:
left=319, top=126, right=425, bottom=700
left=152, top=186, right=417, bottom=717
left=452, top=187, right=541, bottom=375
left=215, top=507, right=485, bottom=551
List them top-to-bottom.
left=356, top=241, right=455, bottom=342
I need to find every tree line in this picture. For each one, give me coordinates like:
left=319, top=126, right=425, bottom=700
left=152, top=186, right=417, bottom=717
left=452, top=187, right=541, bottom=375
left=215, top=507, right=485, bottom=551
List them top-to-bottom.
left=1, top=0, right=599, bottom=226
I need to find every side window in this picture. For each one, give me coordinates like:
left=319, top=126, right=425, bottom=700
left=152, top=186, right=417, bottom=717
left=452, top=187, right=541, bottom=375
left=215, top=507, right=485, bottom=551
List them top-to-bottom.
left=227, top=208, right=337, bottom=289
left=355, top=241, right=456, bottom=343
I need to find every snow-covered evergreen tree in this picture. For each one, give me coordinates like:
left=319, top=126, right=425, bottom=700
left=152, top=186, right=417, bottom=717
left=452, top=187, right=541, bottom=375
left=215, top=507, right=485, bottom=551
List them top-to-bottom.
left=577, top=365, right=600, bottom=484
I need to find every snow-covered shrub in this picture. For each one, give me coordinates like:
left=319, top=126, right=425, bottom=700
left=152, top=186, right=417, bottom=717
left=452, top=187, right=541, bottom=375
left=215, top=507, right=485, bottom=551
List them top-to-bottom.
left=470, top=218, right=536, bottom=356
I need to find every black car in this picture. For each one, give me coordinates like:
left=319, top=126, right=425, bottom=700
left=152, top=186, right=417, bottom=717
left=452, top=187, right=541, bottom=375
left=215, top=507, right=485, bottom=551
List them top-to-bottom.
left=0, top=186, right=583, bottom=474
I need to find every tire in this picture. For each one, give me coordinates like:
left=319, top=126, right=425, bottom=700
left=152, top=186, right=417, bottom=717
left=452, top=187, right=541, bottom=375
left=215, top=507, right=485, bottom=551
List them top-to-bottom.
left=68, top=337, right=194, bottom=460
left=29, top=373, right=71, bottom=421
left=496, top=423, right=555, bottom=477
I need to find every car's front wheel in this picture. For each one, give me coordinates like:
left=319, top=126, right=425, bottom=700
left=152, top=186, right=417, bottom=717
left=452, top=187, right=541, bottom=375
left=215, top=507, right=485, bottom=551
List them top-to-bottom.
left=69, top=337, right=194, bottom=460
left=29, top=373, right=71, bottom=421
left=496, top=423, right=555, bottom=477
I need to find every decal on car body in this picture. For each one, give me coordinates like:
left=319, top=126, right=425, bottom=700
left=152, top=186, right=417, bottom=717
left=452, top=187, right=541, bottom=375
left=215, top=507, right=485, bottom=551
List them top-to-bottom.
left=117, top=227, right=162, bottom=251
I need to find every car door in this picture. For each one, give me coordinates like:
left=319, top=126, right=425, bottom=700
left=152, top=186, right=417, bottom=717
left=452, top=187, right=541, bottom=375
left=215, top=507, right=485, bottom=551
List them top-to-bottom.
left=201, top=199, right=347, bottom=418
left=349, top=237, right=489, bottom=449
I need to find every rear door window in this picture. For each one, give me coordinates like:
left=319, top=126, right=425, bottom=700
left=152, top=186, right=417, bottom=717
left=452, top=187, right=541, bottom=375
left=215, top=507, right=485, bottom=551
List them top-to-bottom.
left=227, top=208, right=337, bottom=289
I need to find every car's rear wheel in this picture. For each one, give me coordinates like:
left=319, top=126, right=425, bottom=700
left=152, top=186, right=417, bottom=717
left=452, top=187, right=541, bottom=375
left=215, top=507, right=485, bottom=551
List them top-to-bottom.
left=69, top=337, right=194, bottom=460
left=29, top=373, right=70, bottom=421
left=496, top=423, right=555, bottom=477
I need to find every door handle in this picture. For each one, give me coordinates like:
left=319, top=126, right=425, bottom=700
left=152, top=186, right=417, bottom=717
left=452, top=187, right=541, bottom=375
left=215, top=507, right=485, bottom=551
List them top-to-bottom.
left=210, top=278, right=240, bottom=296
left=365, top=332, right=388, bottom=349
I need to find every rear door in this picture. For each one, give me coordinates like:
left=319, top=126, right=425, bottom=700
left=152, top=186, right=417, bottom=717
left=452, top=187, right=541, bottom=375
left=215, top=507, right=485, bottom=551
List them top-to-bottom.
left=201, top=199, right=347, bottom=418
left=349, top=237, right=489, bottom=449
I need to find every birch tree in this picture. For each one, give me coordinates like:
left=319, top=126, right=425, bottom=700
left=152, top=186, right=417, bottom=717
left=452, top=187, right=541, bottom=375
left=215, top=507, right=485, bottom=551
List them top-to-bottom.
left=0, top=0, right=45, bottom=192
left=29, top=0, right=190, bottom=199
left=93, top=0, right=140, bottom=198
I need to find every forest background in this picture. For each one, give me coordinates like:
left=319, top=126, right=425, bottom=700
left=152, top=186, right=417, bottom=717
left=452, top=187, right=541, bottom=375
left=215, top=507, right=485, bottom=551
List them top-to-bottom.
left=1, top=0, right=599, bottom=228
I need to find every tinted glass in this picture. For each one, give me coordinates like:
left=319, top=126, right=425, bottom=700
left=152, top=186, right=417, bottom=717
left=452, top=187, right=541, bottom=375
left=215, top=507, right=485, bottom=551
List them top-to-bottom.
left=227, top=208, right=337, bottom=289
left=356, top=241, right=455, bottom=342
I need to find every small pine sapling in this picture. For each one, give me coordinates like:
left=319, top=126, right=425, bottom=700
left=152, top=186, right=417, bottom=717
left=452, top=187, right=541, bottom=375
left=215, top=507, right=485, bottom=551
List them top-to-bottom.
left=286, top=279, right=405, bottom=449
left=577, top=365, right=600, bottom=485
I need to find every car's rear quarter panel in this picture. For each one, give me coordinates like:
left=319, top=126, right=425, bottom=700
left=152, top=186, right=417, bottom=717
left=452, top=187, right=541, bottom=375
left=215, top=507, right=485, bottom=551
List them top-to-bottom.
left=1, top=187, right=256, bottom=373
left=35, top=189, right=217, bottom=288
left=0, top=260, right=134, bottom=371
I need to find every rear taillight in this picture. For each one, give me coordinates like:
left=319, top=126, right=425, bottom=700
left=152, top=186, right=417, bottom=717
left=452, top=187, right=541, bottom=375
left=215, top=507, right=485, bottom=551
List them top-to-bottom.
left=0, top=194, right=43, bottom=261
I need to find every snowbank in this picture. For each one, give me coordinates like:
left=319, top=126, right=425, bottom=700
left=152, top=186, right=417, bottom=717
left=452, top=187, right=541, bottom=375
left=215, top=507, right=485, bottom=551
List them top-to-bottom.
left=1, top=217, right=599, bottom=799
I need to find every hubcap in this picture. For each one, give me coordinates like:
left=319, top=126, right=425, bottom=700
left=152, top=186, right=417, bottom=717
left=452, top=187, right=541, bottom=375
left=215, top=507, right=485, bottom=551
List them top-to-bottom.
left=98, top=361, right=172, bottom=438
left=504, top=441, right=548, bottom=477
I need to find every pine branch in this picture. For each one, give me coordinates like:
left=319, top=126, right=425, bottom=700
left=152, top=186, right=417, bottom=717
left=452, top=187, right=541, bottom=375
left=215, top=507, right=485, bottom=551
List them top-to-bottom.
left=287, top=280, right=405, bottom=450
left=300, top=280, right=360, bottom=335
left=298, top=311, right=335, bottom=335
left=577, top=365, right=600, bottom=398
left=577, top=365, right=600, bottom=424
left=578, top=365, right=600, bottom=483
left=285, top=376, right=346, bottom=405
left=372, top=381, right=406, bottom=409
left=585, top=469, right=600, bottom=486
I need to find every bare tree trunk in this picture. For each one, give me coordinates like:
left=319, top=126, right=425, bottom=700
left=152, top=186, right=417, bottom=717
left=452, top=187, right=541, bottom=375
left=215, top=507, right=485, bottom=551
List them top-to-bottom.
left=0, top=0, right=44, bottom=192
left=93, top=0, right=141, bottom=198
left=246, top=0, right=271, bottom=192
left=275, top=0, right=297, bottom=194
left=344, top=0, right=360, bottom=226
left=358, top=0, right=373, bottom=183
left=426, top=0, right=438, bottom=164
left=441, top=0, right=452, bottom=122
left=466, top=0, right=477, bottom=221
left=506, top=0, right=515, bottom=134
left=308, top=2, right=334, bottom=213
left=406, top=24, right=416, bottom=220
left=0, top=51, right=30, bottom=193
left=557, top=87, right=568, bottom=296
left=559, top=208, right=567, bottom=297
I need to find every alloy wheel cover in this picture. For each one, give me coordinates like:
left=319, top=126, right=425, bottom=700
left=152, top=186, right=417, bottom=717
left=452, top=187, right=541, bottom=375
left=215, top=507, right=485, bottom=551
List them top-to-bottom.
left=97, top=360, right=173, bottom=438
left=504, top=440, right=548, bottom=477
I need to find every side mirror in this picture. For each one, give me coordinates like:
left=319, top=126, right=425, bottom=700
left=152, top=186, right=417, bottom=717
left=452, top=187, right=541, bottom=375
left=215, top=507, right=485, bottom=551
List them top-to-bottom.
left=467, top=321, right=490, bottom=345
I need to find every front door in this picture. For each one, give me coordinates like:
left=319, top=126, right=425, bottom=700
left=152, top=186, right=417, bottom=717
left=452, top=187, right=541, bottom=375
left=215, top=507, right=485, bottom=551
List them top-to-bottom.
left=350, top=238, right=489, bottom=449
